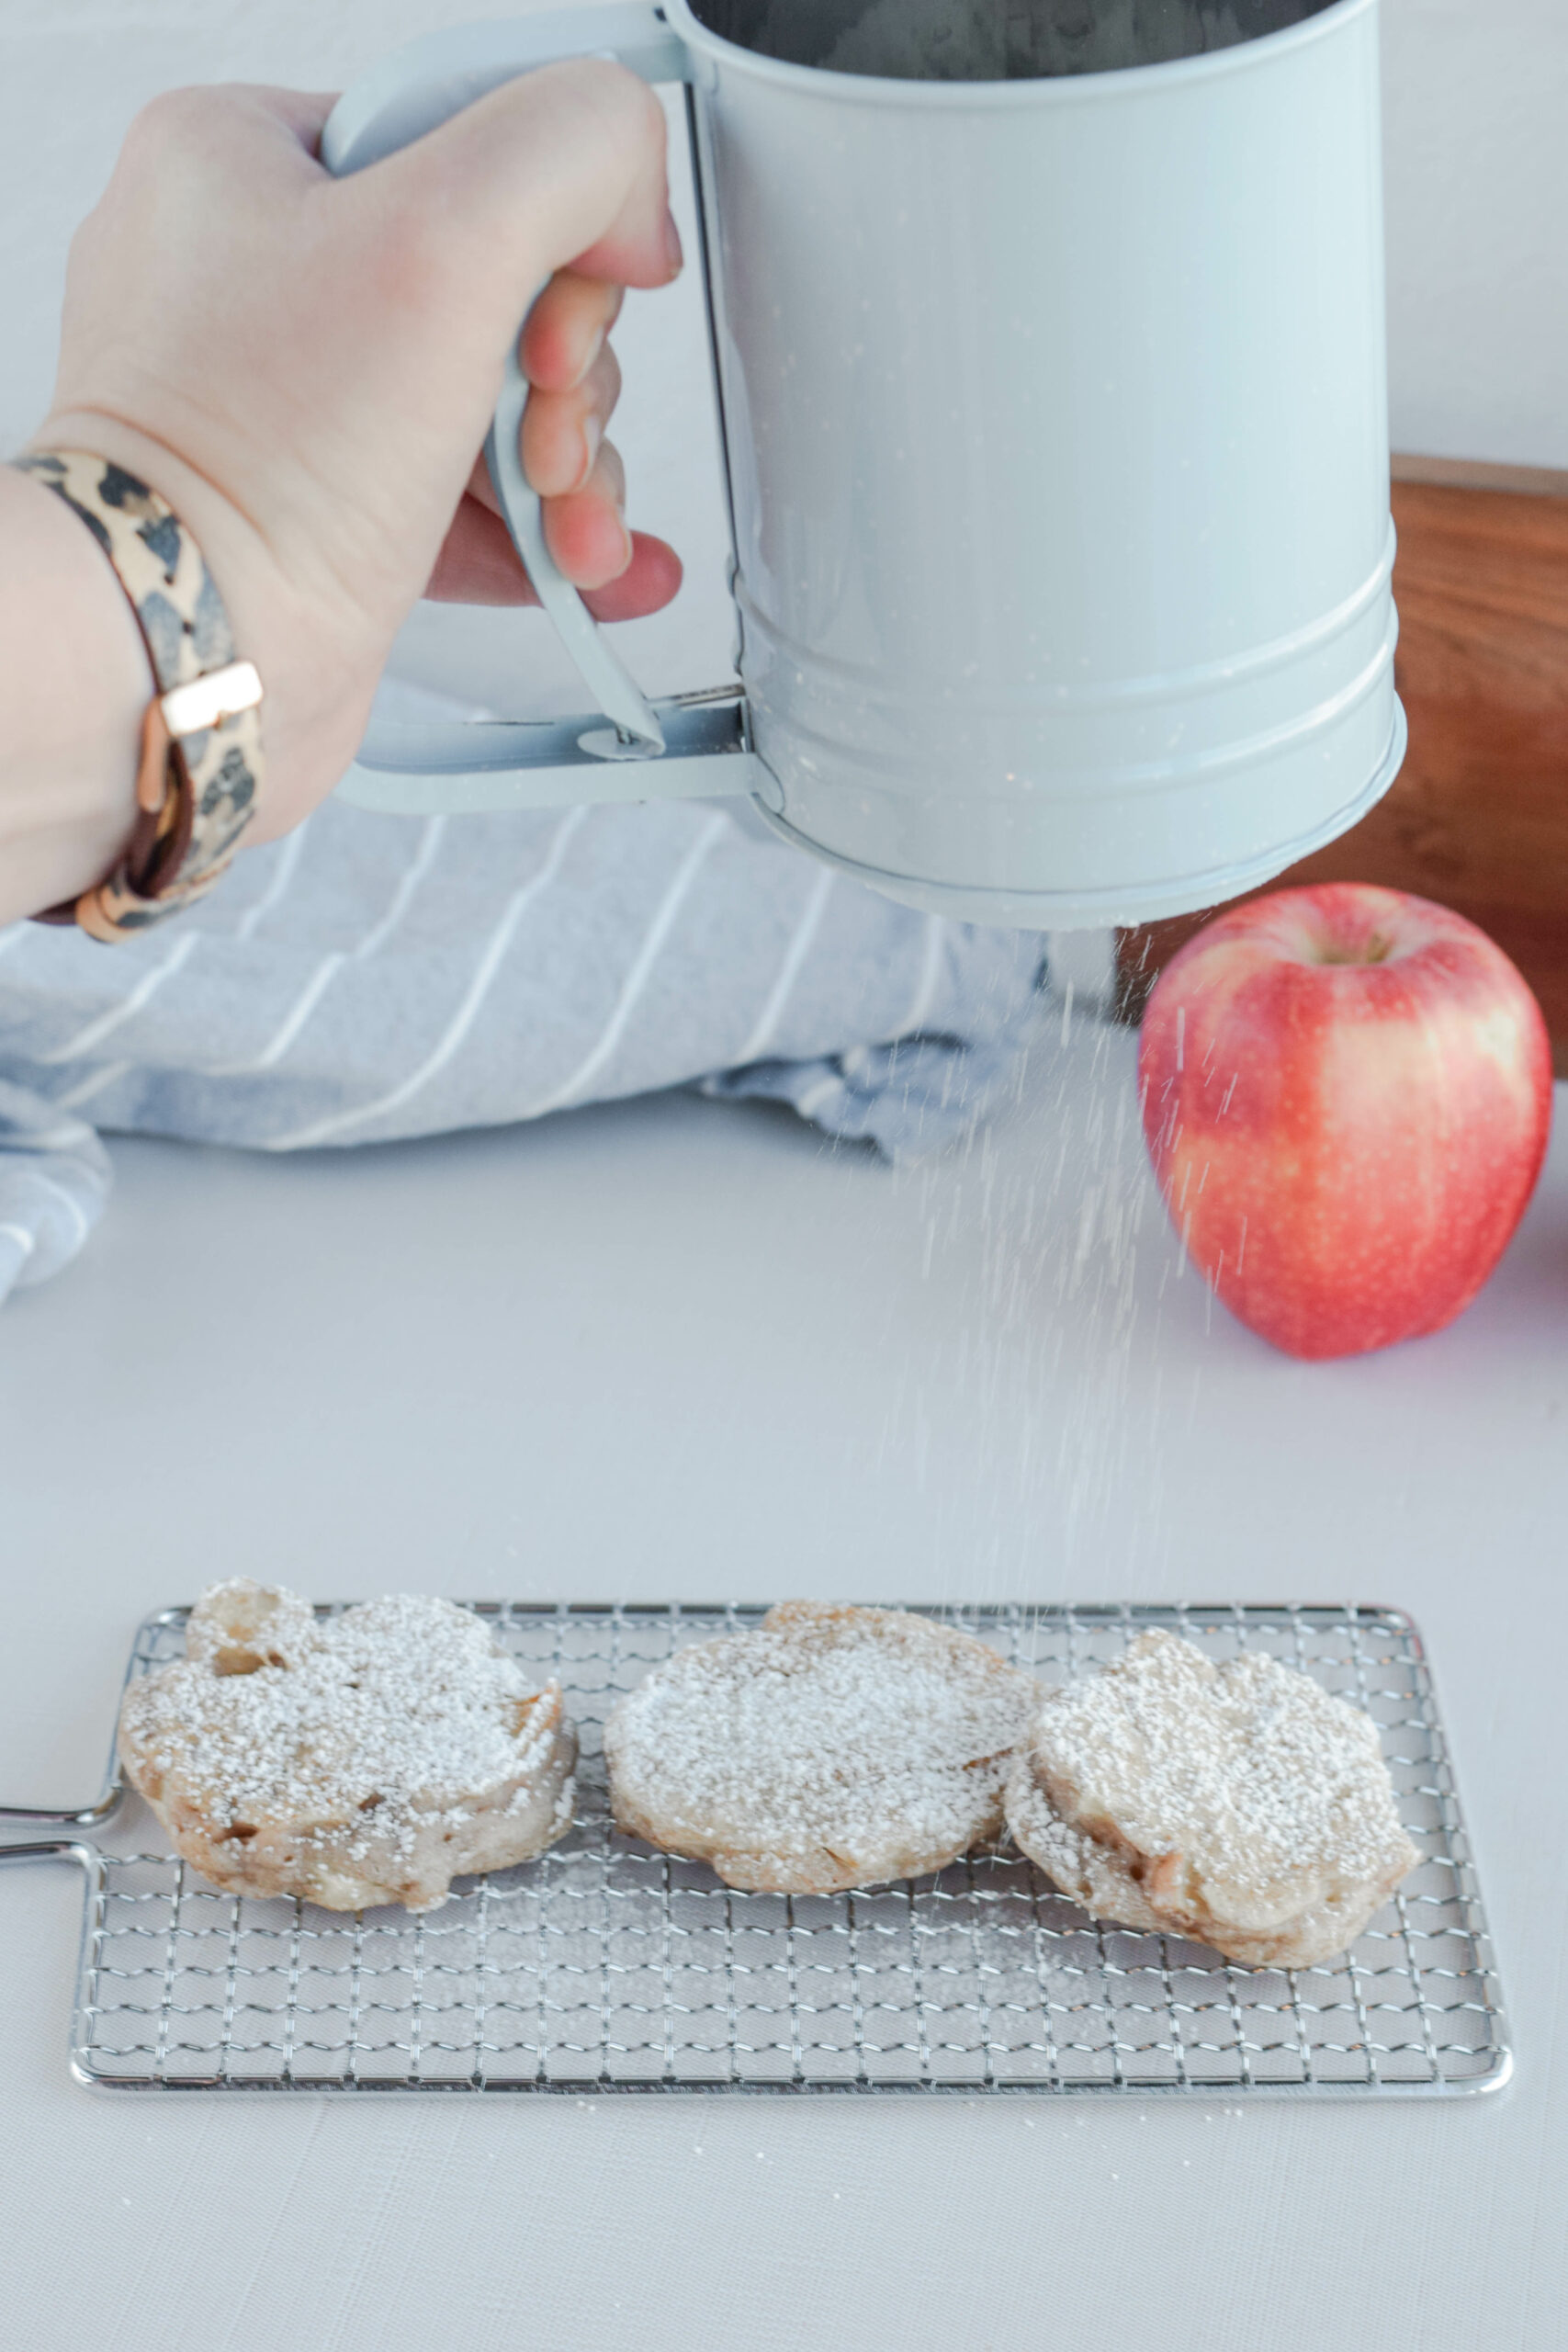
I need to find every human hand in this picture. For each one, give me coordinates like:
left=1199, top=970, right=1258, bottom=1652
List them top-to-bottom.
left=28, top=65, right=683, bottom=842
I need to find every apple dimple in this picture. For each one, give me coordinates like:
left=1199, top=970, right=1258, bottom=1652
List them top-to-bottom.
left=1311, top=931, right=1393, bottom=967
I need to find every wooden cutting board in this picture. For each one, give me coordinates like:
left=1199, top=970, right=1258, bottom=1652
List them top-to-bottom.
left=1116, top=461, right=1568, bottom=1072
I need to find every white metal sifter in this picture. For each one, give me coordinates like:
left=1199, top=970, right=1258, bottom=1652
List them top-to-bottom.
left=328, top=0, right=1404, bottom=931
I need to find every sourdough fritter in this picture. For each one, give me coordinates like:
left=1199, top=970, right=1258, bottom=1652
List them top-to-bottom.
left=118, top=1581, right=577, bottom=1912
left=604, top=1601, right=1038, bottom=1894
left=1005, top=1629, right=1418, bottom=1968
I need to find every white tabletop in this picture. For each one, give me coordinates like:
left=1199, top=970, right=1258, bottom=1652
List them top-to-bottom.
left=2, top=1021, right=1563, bottom=2352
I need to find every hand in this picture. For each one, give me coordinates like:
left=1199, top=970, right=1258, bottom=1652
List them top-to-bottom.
left=28, top=65, right=684, bottom=842
left=427, top=269, right=683, bottom=618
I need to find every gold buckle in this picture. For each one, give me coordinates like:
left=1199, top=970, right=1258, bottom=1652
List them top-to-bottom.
left=135, top=660, right=264, bottom=815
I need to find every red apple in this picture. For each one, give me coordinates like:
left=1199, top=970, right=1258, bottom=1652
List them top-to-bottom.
left=1138, top=884, right=1553, bottom=1359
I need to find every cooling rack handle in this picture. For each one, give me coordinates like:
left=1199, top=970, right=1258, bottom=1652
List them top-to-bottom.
left=0, top=1777, right=124, bottom=1832
left=0, top=1838, right=96, bottom=1871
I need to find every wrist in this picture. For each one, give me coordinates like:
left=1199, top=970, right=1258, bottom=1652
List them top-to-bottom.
left=28, top=409, right=377, bottom=845
left=0, top=465, right=149, bottom=926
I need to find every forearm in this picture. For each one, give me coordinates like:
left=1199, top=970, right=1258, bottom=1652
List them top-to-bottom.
left=0, top=464, right=145, bottom=927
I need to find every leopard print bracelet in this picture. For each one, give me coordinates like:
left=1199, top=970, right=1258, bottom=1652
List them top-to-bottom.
left=13, top=450, right=264, bottom=942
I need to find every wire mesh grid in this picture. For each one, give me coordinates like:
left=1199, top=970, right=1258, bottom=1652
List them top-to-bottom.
left=47, top=1600, right=1506, bottom=2096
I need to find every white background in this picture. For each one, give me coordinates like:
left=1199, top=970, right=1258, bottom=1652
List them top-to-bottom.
left=1, top=0, right=1565, bottom=720
left=5, top=0, right=1565, bottom=470
left=1, top=9, right=1565, bottom=2346
left=2, top=1037, right=1564, bottom=2352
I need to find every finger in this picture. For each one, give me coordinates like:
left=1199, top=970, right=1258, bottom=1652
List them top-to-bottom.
left=352, top=59, right=680, bottom=329
left=126, top=82, right=336, bottom=162
left=242, top=86, right=338, bottom=152
left=522, top=270, right=625, bottom=392
left=521, top=340, right=624, bottom=498
left=457, top=416, right=624, bottom=520
left=450, top=433, right=633, bottom=586
left=587, top=436, right=627, bottom=513
left=543, top=440, right=634, bottom=589
left=462, top=449, right=506, bottom=521
left=423, top=493, right=538, bottom=605
left=424, top=501, right=681, bottom=617
left=581, top=529, right=681, bottom=621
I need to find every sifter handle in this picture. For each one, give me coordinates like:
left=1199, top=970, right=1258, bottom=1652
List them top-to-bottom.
left=322, top=8, right=700, bottom=766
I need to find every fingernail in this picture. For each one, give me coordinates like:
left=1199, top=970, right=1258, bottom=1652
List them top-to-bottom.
left=662, top=209, right=683, bottom=280
left=570, top=322, right=607, bottom=390
left=578, top=412, right=603, bottom=490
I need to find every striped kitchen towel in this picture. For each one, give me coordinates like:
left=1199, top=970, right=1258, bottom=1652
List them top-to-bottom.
left=0, top=721, right=1047, bottom=1306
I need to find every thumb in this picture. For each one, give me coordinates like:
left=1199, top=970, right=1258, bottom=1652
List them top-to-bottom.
left=337, top=58, right=677, bottom=332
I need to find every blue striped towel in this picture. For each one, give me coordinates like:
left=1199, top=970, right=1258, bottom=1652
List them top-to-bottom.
left=0, top=693, right=1047, bottom=1306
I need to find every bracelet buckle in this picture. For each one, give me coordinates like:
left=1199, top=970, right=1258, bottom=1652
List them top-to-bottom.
left=13, top=451, right=265, bottom=940
left=137, top=660, right=265, bottom=814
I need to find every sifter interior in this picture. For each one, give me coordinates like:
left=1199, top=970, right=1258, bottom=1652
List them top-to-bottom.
left=693, top=0, right=1337, bottom=78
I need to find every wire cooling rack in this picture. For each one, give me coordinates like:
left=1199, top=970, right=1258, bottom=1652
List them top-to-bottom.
left=0, top=1601, right=1508, bottom=2097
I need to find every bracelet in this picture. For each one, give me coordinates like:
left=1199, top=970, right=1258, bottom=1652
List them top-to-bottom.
left=13, top=450, right=264, bottom=943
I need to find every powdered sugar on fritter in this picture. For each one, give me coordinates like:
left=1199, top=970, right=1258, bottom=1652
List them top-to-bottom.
left=118, top=1582, right=578, bottom=1910
left=604, top=1600, right=1038, bottom=1894
left=1028, top=1628, right=1416, bottom=1929
left=1005, top=1749, right=1168, bottom=1931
